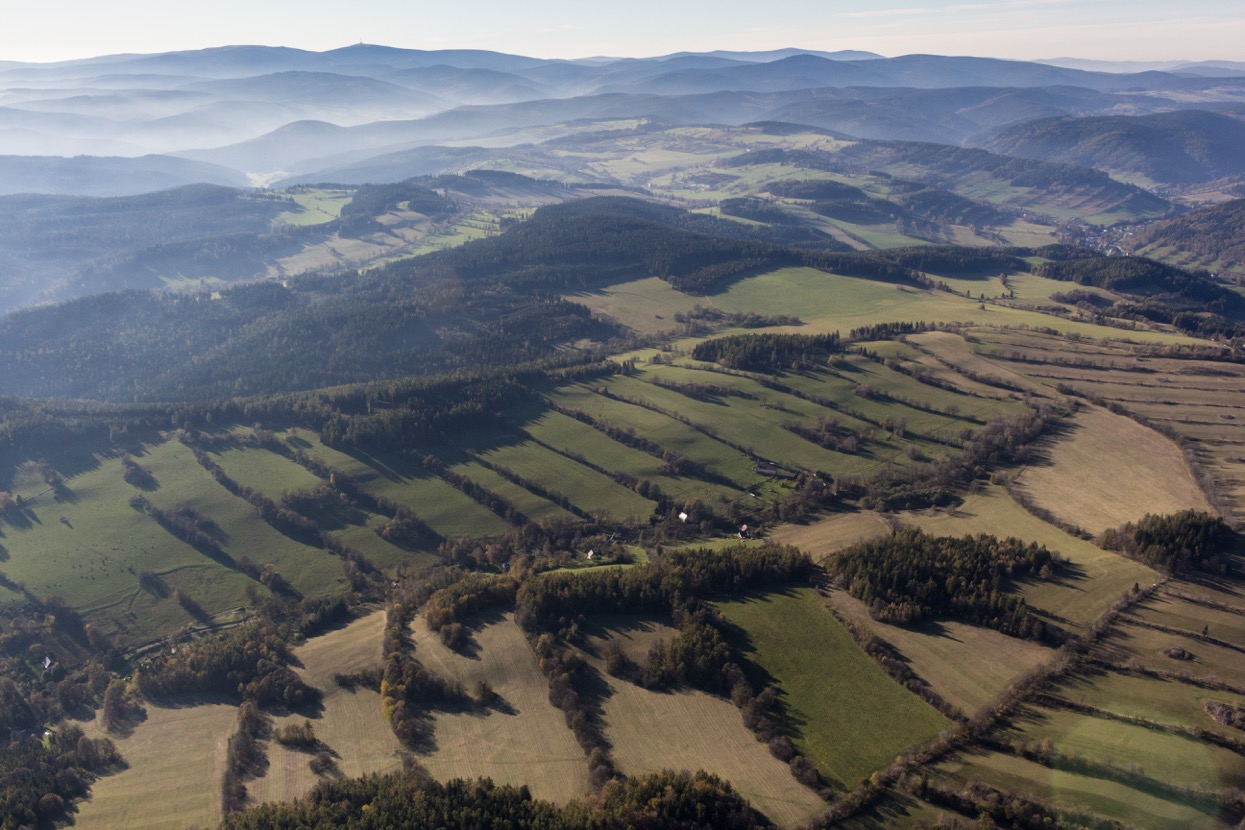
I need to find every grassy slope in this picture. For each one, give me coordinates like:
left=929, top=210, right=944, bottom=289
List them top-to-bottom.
left=1, top=452, right=253, bottom=644
left=768, top=511, right=892, bottom=561
left=718, top=588, right=949, bottom=790
left=826, top=589, right=1053, bottom=717
left=253, top=610, right=405, bottom=804
left=575, top=615, right=826, bottom=828
left=938, top=749, right=1225, bottom=830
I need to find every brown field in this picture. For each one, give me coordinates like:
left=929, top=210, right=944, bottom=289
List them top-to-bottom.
left=968, top=327, right=1245, bottom=519
left=1014, top=406, right=1212, bottom=535
left=768, top=511, right=891, bottom=561
left=826, top=589, right=1054, bottom=716
left=251, top=609, right=405, bottom=804
left=409, top=613, right=590, bottom=803
left=574, top=618, right=828, bottom=828
left=602, top=678, right=827, bottom=827
left=76, top=699, right=239, bottom=830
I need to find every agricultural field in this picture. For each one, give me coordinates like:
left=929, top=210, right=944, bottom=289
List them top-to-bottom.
left=961, top=327, right=1245, bottom=514
left=1012, top=405, right=1213, bottom=535
left=0, top=452, right=255, bottom=645
left=768, top=511, right=891, bottom=561
left=717, top=588, right=949, bottom=790
left=825, top=588, right=1054, bottom=716
left=253, top=610, right=405, bottom=804
left=408, top=614, right=590, bottom=803
left=574, top=614, right=826, bottom=826
left=597, top=671, right=826, bottom=827
left=76, top=699, right=240, bottom=830
left=1006, top=704, right=1245, bottom=793
left=936, top=749, right=1227, bottom=830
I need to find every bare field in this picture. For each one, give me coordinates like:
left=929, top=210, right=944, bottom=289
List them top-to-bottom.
left=1014, top=407, right=1212, bottom=535
left=768, top=511, right=891, bottom=561
left=826, top=589, right=1054, bottom=716
left=251, top=609, right=404, bottom=804
left=409, top=614, right=589, bottom=803
left=600, top=674, right=827, bottom=827
left=76, top=699, right=238, bottom=830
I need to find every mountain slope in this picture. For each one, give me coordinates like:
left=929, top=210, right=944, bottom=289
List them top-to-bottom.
left=982, top=110, right=1245, bottom=185
left=1127, top=198, right=1245, bottom=274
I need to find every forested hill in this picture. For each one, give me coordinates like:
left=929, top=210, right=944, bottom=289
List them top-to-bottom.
left=981, top=110, right=1245, bottom=186
left=0, top=196, right=1221, bottom=403
left=0, top=196, right=838, bottom=402
left=1127, top=198, right=1245, bottom=274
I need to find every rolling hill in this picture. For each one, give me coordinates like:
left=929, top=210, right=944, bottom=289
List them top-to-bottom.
left=982, top=109, right=1245, bottom=186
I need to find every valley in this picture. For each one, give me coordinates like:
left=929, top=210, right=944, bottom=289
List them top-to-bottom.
left=2, top=41, right=1245, bottom=830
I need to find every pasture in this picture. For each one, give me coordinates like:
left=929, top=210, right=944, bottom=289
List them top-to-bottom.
left=0, top=452, right=254, bottom=645
left=767, top=511, right=891, bottom=561
left=717, top=588, right=949, bottom=789
left=253, top=609, right=404, bottom=804
left=574, top=613, right=826, bottom=827
left=1097, top=621, right=1245, bottom=689
left=1053, top=667, right=1245, bottom=739
left=599, top=675, right=826, bottom=827
left=1008, top=705, right=1245, bottom=793
left=937, top=749, right=1225, bottom=830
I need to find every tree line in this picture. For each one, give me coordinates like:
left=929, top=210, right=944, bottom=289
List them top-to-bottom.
left=828, top=529, right=1066, bottom=642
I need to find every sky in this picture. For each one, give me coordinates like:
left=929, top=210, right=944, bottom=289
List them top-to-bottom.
left=5, top=0, right=1244, bottom=64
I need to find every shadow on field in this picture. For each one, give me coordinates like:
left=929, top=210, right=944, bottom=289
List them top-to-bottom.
left=717, top=586, right=811, bottom=739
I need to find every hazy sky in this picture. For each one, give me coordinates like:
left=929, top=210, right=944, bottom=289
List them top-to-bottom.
left=6, top=0, right=1243, bottom=63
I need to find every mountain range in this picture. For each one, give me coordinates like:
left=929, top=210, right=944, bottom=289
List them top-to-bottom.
left=2, top=45, right=1245, bottom=194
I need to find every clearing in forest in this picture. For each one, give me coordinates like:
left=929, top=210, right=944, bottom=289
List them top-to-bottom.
left=768, top=511, right=891, bottom=561
left=251, top=609, right=405, bottom=803
left=576, top=615, right=825, bottom=828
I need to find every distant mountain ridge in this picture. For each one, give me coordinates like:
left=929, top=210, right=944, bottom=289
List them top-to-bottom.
left=982, top=110, right=1245, bottom=185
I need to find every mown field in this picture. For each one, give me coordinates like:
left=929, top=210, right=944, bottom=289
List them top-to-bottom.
left=253, top=609, right=405, bottom=805
left=408, top=614, right=590, bottom=803
left=572, top=614, right=826, bottom=827
left=76, top=699, right=239, bottom=830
